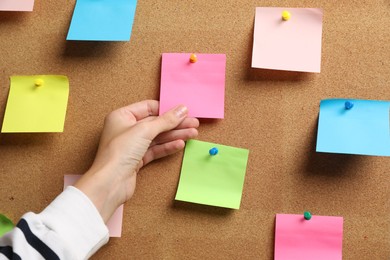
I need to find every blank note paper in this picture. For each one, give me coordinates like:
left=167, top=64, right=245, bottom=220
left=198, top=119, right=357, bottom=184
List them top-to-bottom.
left=0, top=0, right=34, bottom=11
left=67, top=0, right=138, bottom=41
left=252, top=7, right=323, bottom=73
left=159, top=53, right=226, bottom=119
left=1, top=75, right=69, bottom=133
left=316, top=99, right=390, bottom=156
left=175, top=140, right=249, bottom=209
left=64, top=175, right=123, bottom=237
left=0, top=214, right=14, bottom=237
left=275, top=214, right=343, bottom=260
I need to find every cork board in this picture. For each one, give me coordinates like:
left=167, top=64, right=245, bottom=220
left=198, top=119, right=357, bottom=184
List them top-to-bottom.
left=0, top=1, right=389, bottom=259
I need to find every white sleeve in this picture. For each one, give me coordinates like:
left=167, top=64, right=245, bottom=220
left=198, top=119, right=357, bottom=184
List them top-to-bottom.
left=0, top=186, right=109, bottom=260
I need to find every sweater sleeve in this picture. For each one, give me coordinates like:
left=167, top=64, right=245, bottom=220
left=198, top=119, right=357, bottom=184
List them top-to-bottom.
left=0, top=186, right=109, bottom=260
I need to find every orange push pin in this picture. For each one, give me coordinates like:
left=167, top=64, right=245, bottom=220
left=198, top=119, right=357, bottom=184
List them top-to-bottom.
left=282, top=10, right=291, bottom=21
left=189, top=53, right=197, bottom=63
left=34, top=78, right=44, bottom=87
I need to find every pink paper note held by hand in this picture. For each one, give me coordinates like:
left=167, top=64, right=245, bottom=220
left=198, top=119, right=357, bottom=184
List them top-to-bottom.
left=159, top=53, right=226, bottom=119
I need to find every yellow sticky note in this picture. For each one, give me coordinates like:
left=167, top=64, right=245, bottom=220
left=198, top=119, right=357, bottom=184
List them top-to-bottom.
left=1, top=75, right=69, bottom=133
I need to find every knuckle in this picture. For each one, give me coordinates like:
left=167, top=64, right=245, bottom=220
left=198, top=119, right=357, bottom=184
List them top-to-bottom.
left=104, top=111, right=116, bottom=124
left=162, top=114, right=177, bottom=127
left=135, top=122, right=149, bottom=133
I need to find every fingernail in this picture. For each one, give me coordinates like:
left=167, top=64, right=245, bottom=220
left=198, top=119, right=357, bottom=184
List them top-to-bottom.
left=175, top=105, right=188, bottom=118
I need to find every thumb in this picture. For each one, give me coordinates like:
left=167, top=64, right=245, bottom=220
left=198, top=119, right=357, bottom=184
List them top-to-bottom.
left=145, top=105, right=188, bottom=139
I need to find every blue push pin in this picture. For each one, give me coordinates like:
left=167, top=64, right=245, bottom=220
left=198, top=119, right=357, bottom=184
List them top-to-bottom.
left=345, top=101, right=354, bottom=110
left=209, top=147, right=218, bottom=156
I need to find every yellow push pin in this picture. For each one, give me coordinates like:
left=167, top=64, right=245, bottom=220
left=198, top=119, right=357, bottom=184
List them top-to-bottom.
left=282, top=10, right=291, bottom=21
left=189, top=53, right=198, bottom=63
left=34, top=78, right=44, bottom=87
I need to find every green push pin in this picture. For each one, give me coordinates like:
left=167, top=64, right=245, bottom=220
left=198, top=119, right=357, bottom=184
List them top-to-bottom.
left=304, top=211, right=312, bottom=220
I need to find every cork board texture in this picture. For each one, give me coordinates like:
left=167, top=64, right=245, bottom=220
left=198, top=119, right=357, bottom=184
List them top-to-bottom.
left=0, top=0, right=389, bottom=259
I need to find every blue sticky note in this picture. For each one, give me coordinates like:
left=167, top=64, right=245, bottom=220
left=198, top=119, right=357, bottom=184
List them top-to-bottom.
left=67, top=0, right=137, bottom=41
left=316, top=99, right=390, bottom=156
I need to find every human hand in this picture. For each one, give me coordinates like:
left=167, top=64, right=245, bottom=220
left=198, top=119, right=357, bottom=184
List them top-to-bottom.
left=75, top=100, right=199, bottom=222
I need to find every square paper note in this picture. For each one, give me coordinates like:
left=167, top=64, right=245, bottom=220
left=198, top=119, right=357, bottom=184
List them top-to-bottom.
left=0, top=0, right=34, bottom=11
left=67, top=0, right=138, bottom=41
left=252, top=7, right=323, bottom=72
left=159, top=53, right=226, bottom=118
left=1, top=75, right=69, bottom=133
left=316, top=98, right=390, bottom=156
left=175, top=139, right=249, bottom=209
left=64, top=175, right=124, bottom=237
left=275, top=214, right=343, bottom=260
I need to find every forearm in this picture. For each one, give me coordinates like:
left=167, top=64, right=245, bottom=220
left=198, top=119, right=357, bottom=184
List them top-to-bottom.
left=0, top=187, right=109, bottom=260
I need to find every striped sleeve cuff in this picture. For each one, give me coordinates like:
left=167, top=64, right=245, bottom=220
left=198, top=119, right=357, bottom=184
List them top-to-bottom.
left=37, top=186, right=109, bottom=259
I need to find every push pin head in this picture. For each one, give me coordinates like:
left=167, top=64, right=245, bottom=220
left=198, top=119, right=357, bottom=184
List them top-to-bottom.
left=282, top=10, right=291, bottom=21
left=190, top=53, right=198, bottom=63
left=34, top=79, right=44, bottom=87
left=345, top=101, right=354, bottom=110
left=209, top=147, right=218, bottom=156
left=304, top=211, right=312, bottom=220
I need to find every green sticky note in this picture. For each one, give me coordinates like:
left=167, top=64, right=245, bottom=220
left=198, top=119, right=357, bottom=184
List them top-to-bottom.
left=1, top=75, right=69, bottom=133
left=175, top=139, right=249, bottom=209
left=0, top=214, right=14, bottom=237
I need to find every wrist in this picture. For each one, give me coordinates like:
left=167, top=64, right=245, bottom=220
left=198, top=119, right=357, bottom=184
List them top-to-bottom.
left=75, top=164, right=124, bottom=223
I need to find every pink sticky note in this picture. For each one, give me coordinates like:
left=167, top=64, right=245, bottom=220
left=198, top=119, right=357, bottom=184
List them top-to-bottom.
left=0, top=0, right=34, bottom=11
left=252, top=7, right=323, bottom=73
left=159, top=53, right=226, bottom=118
left=64, top=175, right=123, bottom=237
left=275, top=214, right=343, bottom=260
